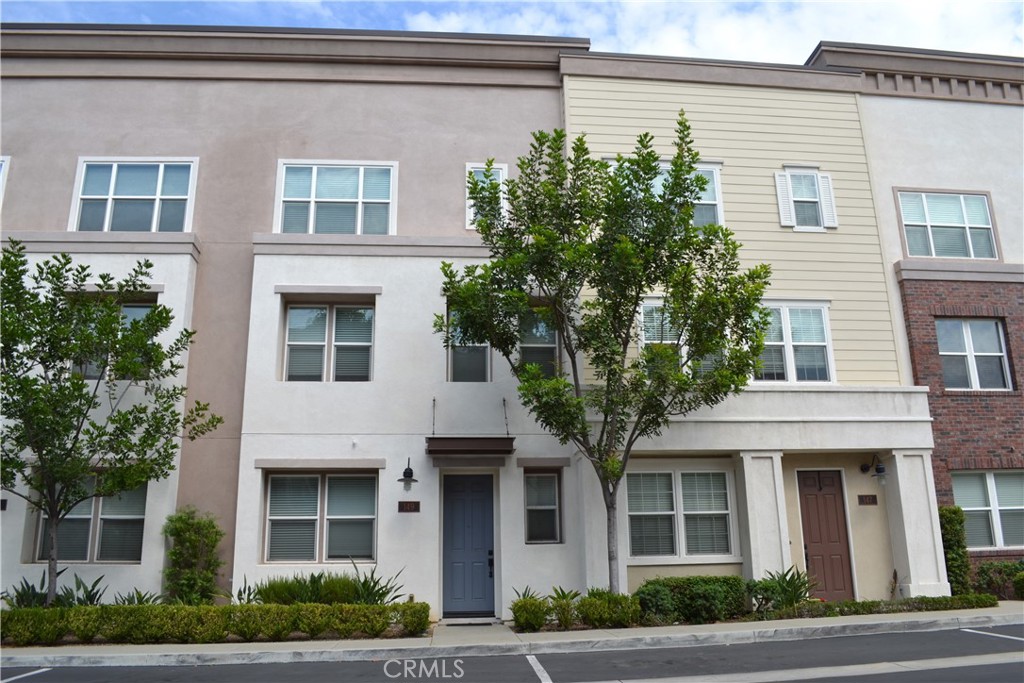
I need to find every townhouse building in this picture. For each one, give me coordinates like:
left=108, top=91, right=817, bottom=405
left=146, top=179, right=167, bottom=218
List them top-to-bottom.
left=5, top=25, right=1003, bottom=619
left=807, top=44, right=1024, bottom=564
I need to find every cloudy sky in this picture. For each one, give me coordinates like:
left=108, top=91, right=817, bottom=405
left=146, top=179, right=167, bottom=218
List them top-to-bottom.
left=2, top=1, right=1021, bottom=64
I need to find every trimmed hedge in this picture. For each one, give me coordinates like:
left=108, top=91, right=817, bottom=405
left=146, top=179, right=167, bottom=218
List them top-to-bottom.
left=938, top=506, right=971, bottom=596
left=637, top=576, right=747, bottom=625
left=767, top=593, right=999, bottom=620
left=0, top=602, right=430, bottom=647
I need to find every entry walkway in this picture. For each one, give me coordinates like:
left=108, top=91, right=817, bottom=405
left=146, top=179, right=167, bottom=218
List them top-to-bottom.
left=2, top=601, right=1021, bottom=668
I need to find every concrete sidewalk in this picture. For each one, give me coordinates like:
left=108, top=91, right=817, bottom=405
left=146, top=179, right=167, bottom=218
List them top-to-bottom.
left=2, top=601, right=1022, bottom=668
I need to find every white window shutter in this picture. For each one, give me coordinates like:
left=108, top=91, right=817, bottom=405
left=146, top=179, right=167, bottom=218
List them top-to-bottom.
left=774, top=172, right=796, bottom=227
left=819, top=173, right=838, bottom=228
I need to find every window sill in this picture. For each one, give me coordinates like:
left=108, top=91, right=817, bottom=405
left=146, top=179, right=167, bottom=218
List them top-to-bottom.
left=940, top=388, right=1019, bottom=397
left=627, top=555, right=742, bottom=566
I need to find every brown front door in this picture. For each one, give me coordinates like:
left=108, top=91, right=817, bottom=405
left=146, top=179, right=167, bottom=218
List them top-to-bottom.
left=798, top=470, right=854, bottom=601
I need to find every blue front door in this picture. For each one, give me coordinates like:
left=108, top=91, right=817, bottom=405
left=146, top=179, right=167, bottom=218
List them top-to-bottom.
left=442, top=474, right=495, bottom=616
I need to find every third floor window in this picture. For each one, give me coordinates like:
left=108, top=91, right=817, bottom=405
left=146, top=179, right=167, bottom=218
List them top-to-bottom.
left=277, top=162, right=396, bottom=235
left=898, top=191, right=997, bottom=259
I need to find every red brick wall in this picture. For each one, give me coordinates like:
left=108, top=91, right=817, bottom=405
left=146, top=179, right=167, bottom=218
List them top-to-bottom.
left=899, top=277, right=1023, bottom=559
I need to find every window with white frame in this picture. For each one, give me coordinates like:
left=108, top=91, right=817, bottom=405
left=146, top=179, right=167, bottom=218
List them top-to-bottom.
left=0, top=156, right=9, bottom=205
left=73, top=160, right=196, bottom=233
left=278, top=163, right=395, bottom=235
left=466, top=163, right=507, bottom=229
left=653, top=164, right=723, bottom=227
left=774, top=167, right=837, bottom=230
left=898, top=192, right=997, bottom=259
left=641, top=301, right=680, bottom=374
left=76, top=303, right=154, bottom=380
left=755, top=304, right=833, bottom=383
left=285, top=305, right=374, bottom=382
left=520, top=309, right=557, bottom=378
left=448, top=310, right=489, bottom=382
left=935, top=319, right=1011, bottom=390
left=627, top=470, right=736, bottom=559
left=524, top=471, right=561, bottom=543
left=952, top=472, right=1023, bottom=549
left=265, top=474, right=377, bottom=562
left=37, top=480, right=148, bottom=563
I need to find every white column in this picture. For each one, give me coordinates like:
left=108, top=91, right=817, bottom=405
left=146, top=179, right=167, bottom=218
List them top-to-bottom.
left=736, top=450, right=789, bottom=580
left=885, top=450, right=951, bottom=597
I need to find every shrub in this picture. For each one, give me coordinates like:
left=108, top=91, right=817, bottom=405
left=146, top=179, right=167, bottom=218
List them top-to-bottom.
left=938, top=506, right=971, bottom=596
left=162, top=507, right=225, bottom=605
left=973, top=560, right=1024, bottom=600
left=351, top=564, right=405, bottom=605
left=747, top=567, right=816, bottom=614
left=2, top=571, right=55, bottom=609
left=254, top=571, right=368, bottom=605
left=57, top=574, right=107, bottom=607
left=322, top=574, right=359, bottom=605
left=254, top=576, right=307, bottom=605
left=645, top=576, right=747, bottom=624
left=746, top=578, right=782, bottom=616
left=635, top=581, right=675, bottom=623
left=548, top=586, right=580, bottom=630
left=115, top=588, right=162, bottom=605
left=510, top=588, right=551, bottom=632
left=576, top=588, right=640, bottom=629
left=770, top=593, right=998, bottom=619
left=397, top=602, right=430, bottom=636
left=295, top=603, right=334, bottom=638
left=227, top=604, right=265, bottom=641
left=99, top=605, right=168, bottom=644
left=66, top=606, right=103, bottom=642
left=0, top=607, right=67, bottom=645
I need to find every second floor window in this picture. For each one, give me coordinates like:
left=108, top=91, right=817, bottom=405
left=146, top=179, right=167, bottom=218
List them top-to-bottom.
left=74, top=160, right=195, bottom=232
left=279, top=163, right=395, bottom=235
left=899, top=192, right=997, bottom=259
left=755, top=304, right=833, bottom=383
left=286, top=305, right=374, bottom=382
left=519, top=310, right=557, bottom=378
left=936, top=319, right=1011, bottom=390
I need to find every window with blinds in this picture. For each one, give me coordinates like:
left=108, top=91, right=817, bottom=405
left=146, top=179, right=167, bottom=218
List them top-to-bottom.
left=74, top=160, right=195, bottom=233
left=279, top=163, right=395, bottom=235
left=466, top=163, right=507, bottom=229
left=652, top=164, right=724, bottom=227
left=774, top=167, right=837, bottom=230
left=898, top=192, right=997, bottom=259
left=754, top=304, right=832, bottom=384
left=285, top=305, right=374, bottom=382
left=448, top=309, right=490, bottom=382
left=519, top=310, right=558, bottom=378
left=935, top=319, right=1011, bottom=390
left=524, top=472, right=561, bottom=543
left=681, top=472, right=730, bottom=555
left=952, top=472, right=1024, bottom=549
left=627, top=473, right=676, bottom=556
left=266, top=474, right=377, bottom=562
left=37, top=480, right=148, bottom=563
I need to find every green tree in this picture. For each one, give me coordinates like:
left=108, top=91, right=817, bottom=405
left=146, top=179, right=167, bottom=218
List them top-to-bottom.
left=438, top=113, right=771, bottom=593
left=1, top=241, right=222, bottom=605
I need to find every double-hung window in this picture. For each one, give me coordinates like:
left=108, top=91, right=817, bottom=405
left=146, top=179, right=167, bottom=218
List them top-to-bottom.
left=73, top=160, right=196, bottom=232
left=278, top=162, right=395, bottom=235
left=466, top=162, right=507, bottom=229
left=651, top=164, right=723, bottom=227
left=774, top=166, right=837, bottom=230
left=899, top=192, right=996, bottom=259
left=641, top=301, right=681, bottom=374
left=77, top=303, right=154, bottom=380
left=755, top=304, right=833, bottom=383
left=285, top=305, right=374, bottom=382
left=520, top=310, right=557, bottom=378
left=449, top=312, right=490, bottom=383
left=935, top=319, right=1011, bottom=390
left=627, top=470, right=736, bottom=559
left=524, top=472, right=561, bottom=543
left=952, top=472, right=1023, bottom=549
left=265, top=474, right=377, bottom=562
left=37, top=480, right=148, bottom=563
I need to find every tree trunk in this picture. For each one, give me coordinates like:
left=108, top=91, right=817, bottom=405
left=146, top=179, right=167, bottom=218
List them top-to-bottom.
left=606, top=494, right=620, bottom=594
left=46, top=515, right=59, bottom=606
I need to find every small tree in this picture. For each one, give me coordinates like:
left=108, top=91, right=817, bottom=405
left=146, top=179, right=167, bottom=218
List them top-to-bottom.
left=438, top=113, right=771, bottom=593
left=1, top=241, right=222, bottom=605
left=163, top=506, right=225, bottom=604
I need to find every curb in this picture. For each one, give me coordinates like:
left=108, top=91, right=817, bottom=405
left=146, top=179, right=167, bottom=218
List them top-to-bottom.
left=2, top=612, right=1021, bottom=668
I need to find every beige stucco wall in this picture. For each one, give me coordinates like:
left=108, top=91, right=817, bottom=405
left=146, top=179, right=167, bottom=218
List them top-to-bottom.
left=564, top=75, right=901, bottom=387
left=782, top=453, right=895, bottom=601
left=626, top=563, right=742, bottom=593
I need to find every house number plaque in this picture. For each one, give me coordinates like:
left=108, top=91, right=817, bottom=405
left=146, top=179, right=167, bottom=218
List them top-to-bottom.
left=858, top=495, right=878, bottom=506
left=398, top=501, right=421, bottom=513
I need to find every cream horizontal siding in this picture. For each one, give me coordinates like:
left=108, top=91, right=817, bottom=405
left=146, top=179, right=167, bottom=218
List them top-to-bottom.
left=566, top=75, right=900, bottom=386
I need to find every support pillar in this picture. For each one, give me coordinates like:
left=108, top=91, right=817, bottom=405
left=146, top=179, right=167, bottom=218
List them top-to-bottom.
left=736, top=450, right=790, bottom=580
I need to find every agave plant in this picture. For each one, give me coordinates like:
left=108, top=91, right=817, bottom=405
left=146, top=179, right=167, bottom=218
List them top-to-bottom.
left=350, top=561, right=405, bottom=605
left=114, top=588, right=162, bottom=605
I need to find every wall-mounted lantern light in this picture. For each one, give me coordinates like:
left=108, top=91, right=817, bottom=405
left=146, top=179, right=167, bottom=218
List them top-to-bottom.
left=860, top=454, right=886, bottom=485
left=398, top=457, right=418, bottom=490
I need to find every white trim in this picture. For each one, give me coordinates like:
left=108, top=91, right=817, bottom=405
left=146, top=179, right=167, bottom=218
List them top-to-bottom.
left=0, top=156, right=10, bottom=206
left=67, top=157, right=199, bottom=233
left=273, top=159, right=398, bottom=236
left=465, top=162, right=507, bottom=230
left=776, top=165, right=838, bottom=231
left=755, top=300, right=837, bottom=385
left=524, top=470, right=561, bottom=544
left=952, top=471, right=1024, bottom=550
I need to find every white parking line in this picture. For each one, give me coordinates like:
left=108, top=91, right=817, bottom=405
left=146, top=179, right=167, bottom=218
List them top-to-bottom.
left=961, top=627, right=1024, bottom=642
left=526, top=654, right=554, bottom=683
left=1, top=669, right=52, bottom=683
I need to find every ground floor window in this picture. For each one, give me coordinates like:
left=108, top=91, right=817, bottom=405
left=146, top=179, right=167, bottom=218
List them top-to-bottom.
left=626, top=468, right=735, bottom=559
left=524, top=471, right=561, bottom=543
left=952, top=471, right=1023, bottom=549
left=265, top=473, right=377, bottom=562
left=37, top=480, right=148, bottom=563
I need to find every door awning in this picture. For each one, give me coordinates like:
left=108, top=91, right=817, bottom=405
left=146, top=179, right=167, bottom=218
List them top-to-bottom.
left=425, top=436, right=515, bottom=467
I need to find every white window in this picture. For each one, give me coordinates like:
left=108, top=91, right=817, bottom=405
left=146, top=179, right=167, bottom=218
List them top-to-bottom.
left=0, top=156, right=9, bottom=205
left=71, top=159, right=197, bottom=233
left=277, top=162, right=396, bottom=235
left=466, top=162, right=507, bottom=229
left=651, top=164, right=723, bottom=227
left=774, top=166, right=837, bottom=230
left=899, top=192, right=997, bottom=259
left=640, top=301, right=681, bottom=375
left=76, top=303, right=154, bottom=380
left=755, top=304, right=833, bottom=383
left=285, top=305, right=374, bottom=382
left=520, top=309, right=557, bottom=378
left=448, top=310, right=490, bottom=382
left=936, top=319, right=1011, bottom=390
left=627, top=469, right=736, bottom=559
left=524, top=471, right=561, bottom=543
left=952, top=472, right=1023, bottom=549
left=265, top=474, right=377, bottom=562
left=37, top=480, right=148, bottom=563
